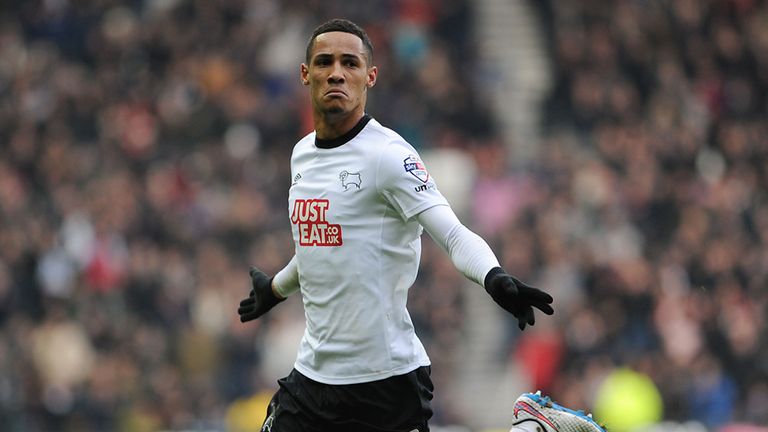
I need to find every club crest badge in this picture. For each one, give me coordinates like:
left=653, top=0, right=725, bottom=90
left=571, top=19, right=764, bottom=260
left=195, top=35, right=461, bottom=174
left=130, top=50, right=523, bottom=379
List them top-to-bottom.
left=403, top=155, right=429, bottom=183
left=339, top=170, right=362, bottom=190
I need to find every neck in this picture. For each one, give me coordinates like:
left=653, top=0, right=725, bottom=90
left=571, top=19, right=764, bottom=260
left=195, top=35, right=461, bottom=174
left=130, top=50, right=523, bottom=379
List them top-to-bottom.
left=314, top=108, right=366, bottom=140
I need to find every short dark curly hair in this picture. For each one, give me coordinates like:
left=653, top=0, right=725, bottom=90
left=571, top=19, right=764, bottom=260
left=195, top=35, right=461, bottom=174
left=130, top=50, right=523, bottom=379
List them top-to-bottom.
left=305, top=18, right=374, bottom=65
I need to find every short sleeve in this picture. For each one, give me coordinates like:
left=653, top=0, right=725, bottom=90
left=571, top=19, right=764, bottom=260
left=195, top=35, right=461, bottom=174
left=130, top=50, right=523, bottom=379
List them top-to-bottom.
left=376, top=141, right=449, bottom=220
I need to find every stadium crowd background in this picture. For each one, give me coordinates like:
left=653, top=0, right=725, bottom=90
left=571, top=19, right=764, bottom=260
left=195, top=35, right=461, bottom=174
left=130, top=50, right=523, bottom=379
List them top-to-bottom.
left=0, top=0, right=766, bottom=431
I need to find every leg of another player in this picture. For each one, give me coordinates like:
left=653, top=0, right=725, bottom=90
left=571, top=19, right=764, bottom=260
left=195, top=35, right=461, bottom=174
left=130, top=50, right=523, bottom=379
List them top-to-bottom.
left=510, top=391, right=606, bottom=432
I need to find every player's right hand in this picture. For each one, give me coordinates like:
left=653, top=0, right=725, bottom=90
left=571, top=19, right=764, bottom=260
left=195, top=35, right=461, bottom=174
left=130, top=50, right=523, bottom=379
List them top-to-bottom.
left=238, top=267, right=285, bottom=322
left=484, top=267, right=554, bottom=331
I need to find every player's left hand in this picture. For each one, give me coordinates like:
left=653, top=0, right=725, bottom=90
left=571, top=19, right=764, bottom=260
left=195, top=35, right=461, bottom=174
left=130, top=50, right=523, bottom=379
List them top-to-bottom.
left=484, top=268, right=554, bottom=331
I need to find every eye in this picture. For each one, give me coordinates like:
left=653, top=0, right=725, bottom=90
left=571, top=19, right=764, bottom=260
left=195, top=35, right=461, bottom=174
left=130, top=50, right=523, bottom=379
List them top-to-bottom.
left=344, top=59, right=359, bottom=68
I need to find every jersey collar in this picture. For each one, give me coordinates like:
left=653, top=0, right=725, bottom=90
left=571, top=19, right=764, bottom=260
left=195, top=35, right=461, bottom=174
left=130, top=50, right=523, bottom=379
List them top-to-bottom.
left=315, top=114, right=372, bottom=149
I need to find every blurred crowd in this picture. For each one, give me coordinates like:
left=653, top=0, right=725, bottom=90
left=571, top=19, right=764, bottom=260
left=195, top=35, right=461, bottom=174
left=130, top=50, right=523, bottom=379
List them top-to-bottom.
left=0, top=0, right=767, bottom=431
left=0, top=0, right=482, bottom=430
left=515, top=0, right=768, bottom=429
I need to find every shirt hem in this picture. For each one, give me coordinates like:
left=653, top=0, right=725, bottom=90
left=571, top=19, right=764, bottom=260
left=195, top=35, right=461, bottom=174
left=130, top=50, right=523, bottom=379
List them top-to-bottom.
left=293, top=360, right=432, bottom=385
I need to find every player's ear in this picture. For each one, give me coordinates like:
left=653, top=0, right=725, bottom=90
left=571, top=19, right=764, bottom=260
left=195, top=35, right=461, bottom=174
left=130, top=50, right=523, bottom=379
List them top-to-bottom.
left=300, top=63, right=310, bottom=85
left=366, top=65, right=377, bottom=89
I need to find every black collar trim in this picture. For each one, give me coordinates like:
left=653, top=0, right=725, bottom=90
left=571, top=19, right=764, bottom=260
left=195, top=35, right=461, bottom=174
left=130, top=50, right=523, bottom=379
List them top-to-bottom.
left=315, top=114, right=372, bottom=149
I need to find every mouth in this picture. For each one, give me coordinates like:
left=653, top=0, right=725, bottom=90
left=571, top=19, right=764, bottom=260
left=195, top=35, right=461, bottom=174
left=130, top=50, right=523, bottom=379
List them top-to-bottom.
left=324, top=89, right=347, bottom=98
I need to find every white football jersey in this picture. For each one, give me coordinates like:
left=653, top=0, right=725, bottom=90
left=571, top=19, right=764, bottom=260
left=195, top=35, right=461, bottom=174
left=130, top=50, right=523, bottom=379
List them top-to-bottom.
left=287, top=115, right=448, bottom=384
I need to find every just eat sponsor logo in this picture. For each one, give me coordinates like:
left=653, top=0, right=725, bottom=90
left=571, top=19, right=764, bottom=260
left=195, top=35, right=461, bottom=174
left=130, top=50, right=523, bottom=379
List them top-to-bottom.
left=290, top=199, right=343, bottom=246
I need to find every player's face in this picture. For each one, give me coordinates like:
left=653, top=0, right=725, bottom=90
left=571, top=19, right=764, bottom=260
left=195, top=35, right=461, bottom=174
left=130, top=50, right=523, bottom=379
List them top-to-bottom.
left=301, top=32, right=377, bottom=118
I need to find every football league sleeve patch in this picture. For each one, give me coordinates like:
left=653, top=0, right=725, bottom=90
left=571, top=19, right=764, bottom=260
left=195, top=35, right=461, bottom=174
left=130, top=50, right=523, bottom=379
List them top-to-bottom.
left=376, top=142, right=448, bottom=221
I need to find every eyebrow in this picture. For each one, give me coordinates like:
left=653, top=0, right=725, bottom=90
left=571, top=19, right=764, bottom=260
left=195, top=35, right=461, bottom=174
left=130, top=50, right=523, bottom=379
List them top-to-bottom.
left=313, top=52, right=365, bottom=62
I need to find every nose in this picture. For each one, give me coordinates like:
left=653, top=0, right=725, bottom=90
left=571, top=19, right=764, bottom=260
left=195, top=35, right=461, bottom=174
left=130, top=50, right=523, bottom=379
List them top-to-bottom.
left=328, top=61, right=345, bottom=83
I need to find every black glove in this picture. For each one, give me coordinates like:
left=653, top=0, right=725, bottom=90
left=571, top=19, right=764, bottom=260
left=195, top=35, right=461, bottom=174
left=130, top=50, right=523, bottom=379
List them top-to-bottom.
left=238, top=267, right=285, bottom=322
left=484, top=267, right=554, bottom=331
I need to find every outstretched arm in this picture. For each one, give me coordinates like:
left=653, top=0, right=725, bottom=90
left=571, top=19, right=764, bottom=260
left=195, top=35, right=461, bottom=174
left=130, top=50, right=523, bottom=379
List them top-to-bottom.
left=416, top=204, right=499, bottom=286
left=417, top=205, right=554, bottom=330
